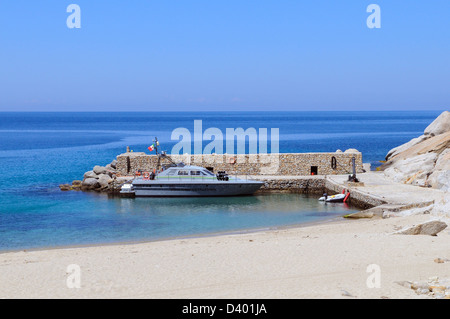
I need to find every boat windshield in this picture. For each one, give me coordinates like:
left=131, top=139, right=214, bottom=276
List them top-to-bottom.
left=158, top=167, right=216, bottom=177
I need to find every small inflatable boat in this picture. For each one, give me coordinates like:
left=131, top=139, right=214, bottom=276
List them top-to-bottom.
left=319, top=190, right=350, bottom=203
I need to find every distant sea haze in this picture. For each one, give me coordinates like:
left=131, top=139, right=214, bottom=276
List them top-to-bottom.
left=0, top=111, right=441, bottom=251
left=0, top=111, right=438, bottom=161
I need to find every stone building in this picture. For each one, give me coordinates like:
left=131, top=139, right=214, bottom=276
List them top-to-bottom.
left=115, top=149, right=363, bottom=177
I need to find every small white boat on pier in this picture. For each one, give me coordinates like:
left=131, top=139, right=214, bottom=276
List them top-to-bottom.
left=319, top=191, right=350, bottom=203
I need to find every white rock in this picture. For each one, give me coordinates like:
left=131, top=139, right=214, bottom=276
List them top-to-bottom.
left=424, top=111, right=450, bottom=136
left=382, top=112, right=450, bottom=191
left=385, top=135, right=429, bottom=161
left=435, top=148, right=450, bottom=167
left=383, top=152, right=437, bottom=185
left=428, top=170, right=450, bottom=192
left=433, top=197, right=450, bottom=218
left=397, top=204, right=434, bottom=217
left=396, top=220, right=448, bottom=236
left=416, top=288, right=430, bottom=295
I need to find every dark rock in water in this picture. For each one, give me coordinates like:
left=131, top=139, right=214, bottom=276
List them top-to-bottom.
left=77, top=159, right=122, bottom=193
left=82, top=178, right=100, bottom=189
left=71, top=180, right=82, bottom=191
left=59, top=184, right=72, bottom=191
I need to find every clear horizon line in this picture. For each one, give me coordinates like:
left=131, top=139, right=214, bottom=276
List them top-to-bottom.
left=0, top=109, right=447, bottom=113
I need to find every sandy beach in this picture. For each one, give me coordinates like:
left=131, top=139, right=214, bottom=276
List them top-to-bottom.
left=1, top=202, right=448, bottom=299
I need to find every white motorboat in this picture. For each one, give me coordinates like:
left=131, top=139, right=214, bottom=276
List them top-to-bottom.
left=120, top=137, right=263, bottom=197
left=122, top=164, right=263, bottom=197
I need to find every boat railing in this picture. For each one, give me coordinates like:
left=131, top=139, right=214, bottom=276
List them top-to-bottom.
left=134, top=170, right=257, bottom=182
left=228, top=170, right=255, bottom=181
left=151, top=173, right=217, bottom=181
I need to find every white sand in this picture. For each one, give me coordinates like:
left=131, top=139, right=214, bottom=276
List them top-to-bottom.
left=1, top=212, right=449, bottom=299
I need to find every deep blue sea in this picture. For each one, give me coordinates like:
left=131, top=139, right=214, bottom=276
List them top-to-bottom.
left=0, top=111, right=441, bottom=251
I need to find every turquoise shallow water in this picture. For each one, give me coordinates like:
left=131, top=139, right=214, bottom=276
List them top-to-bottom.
left=0, top=111, right=440, bottom=251
left=0, top=192, right=356, bottom=251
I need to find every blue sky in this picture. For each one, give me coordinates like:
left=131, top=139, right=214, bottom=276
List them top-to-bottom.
left=0, top=1, right=449, bottom=111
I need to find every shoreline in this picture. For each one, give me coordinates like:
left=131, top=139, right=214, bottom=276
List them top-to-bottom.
left=1, top=171, right=448, bottom=299
left=0, top=208, right=349, bottom=255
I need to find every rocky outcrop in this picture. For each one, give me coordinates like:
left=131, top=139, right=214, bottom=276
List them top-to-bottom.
left=381, top=111, right=450, bottom=191
left=424, top=111, right=450, bottom=136
left=63, top=159, right=133, bottom=193
left=82, top=178, right=100, bottom=189
left=59, top=180, right=82, bottom=191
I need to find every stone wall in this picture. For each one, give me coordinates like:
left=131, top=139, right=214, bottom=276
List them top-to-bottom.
left=115, top=150, right=363, bottom=177
left=254, top=176, right=326, bottom=193
left=324, top=178, right=386, bottom=209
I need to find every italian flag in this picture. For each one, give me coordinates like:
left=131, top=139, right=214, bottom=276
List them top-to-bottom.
left=148, top=144, right=155, bottom=152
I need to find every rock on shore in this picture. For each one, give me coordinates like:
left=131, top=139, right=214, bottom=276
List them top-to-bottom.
left=380, top=111, right=450, bottom=191
left=72, top=159, right=132, bottom=192
left=395, top=220, right=448, bottom=236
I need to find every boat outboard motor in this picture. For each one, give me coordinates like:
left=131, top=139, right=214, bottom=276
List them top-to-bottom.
left=216, top=171, right=229, bottom=181
left=348, top=174, right=359, bottom=183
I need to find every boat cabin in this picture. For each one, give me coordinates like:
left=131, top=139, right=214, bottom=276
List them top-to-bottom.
left=157, top=166, right=216, bottom=178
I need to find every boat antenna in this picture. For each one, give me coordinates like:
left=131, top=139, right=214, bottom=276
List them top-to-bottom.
left=153, top=137, right=177, bottom=170
left=154, top=137, right=159, bottom=155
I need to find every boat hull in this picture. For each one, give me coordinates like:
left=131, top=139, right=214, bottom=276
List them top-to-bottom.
left=130, top=180, right=264, bottom=197
left=318, top=193, right=346, bottom=202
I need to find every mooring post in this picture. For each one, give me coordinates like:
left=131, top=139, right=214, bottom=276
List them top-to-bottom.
left=352, top=157, right=356, bottom=177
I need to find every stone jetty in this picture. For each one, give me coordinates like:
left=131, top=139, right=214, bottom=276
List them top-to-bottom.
left=63, top=150, right=366, bottom=201
left=60, top=159, right=134, bottom=193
